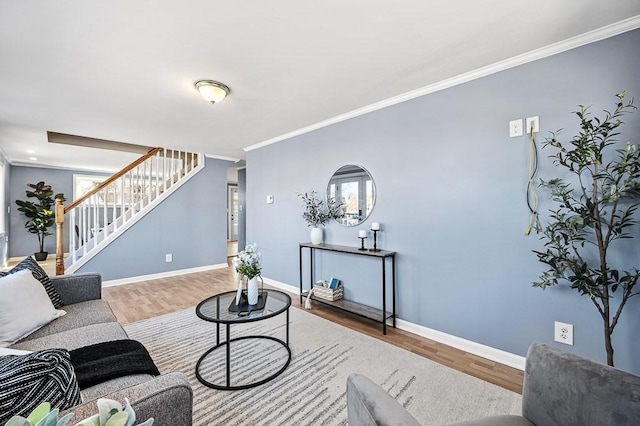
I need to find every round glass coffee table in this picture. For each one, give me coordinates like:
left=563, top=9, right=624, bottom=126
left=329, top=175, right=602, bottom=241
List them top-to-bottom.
left=195, top=289, right=291, bottom=390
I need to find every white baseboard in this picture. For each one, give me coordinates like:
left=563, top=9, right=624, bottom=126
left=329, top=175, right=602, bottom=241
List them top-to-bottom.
left=102, top=263, right=228, bottom=287
left=262, top=275, right=525, bottom=370
left=262, top=276, right=300, bottom=294
left=395, top=319, right=525, bottom=370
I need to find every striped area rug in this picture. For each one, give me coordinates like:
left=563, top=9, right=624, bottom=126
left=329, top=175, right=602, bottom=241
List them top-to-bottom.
left=124, top=306, right=521, bottom=425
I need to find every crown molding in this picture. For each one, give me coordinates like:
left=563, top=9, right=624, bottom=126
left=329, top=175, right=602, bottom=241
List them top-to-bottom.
left=245, top=15, right=640, bottom=153
left=0, top=147, right=10, bottom=165
left=204, top=153, right=241, bottom=162
left=8, top=161, right=120, bottom=174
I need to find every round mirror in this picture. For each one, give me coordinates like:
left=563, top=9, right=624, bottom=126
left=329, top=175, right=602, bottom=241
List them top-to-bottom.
left=327, top=165, right=376, bottom=226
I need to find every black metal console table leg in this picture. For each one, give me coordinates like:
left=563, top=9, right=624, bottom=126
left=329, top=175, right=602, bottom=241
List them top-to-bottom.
left=299, top=245, right=303, bottom=304
left=310, top=247, right=314, bottom=298
left=392, top=255, right=396, bottom=328
left=382, top=257, right=387, bottom=335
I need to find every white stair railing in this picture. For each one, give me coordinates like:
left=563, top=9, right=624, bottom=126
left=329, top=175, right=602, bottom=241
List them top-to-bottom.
left=55, top=148, right=202, bottom=274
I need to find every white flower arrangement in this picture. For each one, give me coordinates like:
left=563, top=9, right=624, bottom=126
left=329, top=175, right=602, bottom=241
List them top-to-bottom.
left=234, top=243, right=262, bottom=279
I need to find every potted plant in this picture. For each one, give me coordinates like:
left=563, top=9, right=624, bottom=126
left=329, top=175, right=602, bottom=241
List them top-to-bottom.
left=533, top=92, right=639, bottom=366
left=15, top=181, right=65, bottom=261
left=297, top=190, right=342, bottom=244
left=4, top=398, right=153, bottom=426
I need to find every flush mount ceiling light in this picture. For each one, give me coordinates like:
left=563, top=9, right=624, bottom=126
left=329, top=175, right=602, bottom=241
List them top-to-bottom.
left=194, top=80, right=230, bottom=104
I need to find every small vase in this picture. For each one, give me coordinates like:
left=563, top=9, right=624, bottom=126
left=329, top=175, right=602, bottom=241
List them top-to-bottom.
left=310, top=227, right=323, bottom=244
left=247, top=276, right=259, bottom=305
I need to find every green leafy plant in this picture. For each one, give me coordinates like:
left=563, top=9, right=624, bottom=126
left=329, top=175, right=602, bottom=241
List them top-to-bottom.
left=533, top=92, right=640, bottom=366
left=15, top=181, right=65, bottom=254
left=297, top=190, right=342, bottom=227
left=234, top=243, right=262, bottom=279
left=75, top=398, right=153, bottom=426
left=4, top=399, right=154, bottom=426
left=4, top=402, right=73, bottom=426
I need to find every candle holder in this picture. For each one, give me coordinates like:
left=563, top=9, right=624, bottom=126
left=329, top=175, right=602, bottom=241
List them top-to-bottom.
left=370, top=229, right=380, bottom=252
left=358, top=236, right=367, bottom=251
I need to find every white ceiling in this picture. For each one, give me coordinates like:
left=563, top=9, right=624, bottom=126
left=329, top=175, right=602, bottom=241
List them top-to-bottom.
left=1, top=1, right=640, bottom=172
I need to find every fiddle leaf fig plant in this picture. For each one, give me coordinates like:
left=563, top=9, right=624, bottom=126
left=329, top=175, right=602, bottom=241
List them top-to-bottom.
left=533, top=92, right=640, bottom=366
left=15, top=181, right=65, bottom=255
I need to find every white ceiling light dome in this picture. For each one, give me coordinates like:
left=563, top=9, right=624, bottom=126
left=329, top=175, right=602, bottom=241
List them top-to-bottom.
left=195, top=80, right=230, bottom=104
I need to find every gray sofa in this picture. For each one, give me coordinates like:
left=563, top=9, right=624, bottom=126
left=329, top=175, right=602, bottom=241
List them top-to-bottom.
left=8, top=273, right=193, bottom=425
left=347, top=343, right=640, bottom=426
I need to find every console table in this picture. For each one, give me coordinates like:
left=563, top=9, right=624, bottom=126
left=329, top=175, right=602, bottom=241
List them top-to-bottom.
left=298, top=242, right=396, bottom=334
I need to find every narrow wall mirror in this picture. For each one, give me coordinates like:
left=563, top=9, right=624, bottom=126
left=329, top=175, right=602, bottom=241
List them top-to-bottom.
left=327, top=164, right=375, bottom=226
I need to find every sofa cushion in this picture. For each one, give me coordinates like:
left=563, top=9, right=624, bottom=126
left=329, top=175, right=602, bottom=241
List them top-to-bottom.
left=0, top=256, right=63, bottom=308
left=0, top=269, right=66, bottom=348
left=22, top=300, right=118, bottom=342
left=10, top=322, right=128, bottom=352
left=0, top=348, right=82, bottom=424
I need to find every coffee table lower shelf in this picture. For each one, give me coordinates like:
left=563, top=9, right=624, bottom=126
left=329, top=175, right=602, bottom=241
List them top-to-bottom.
left=301, top=291, right=394, bottom=327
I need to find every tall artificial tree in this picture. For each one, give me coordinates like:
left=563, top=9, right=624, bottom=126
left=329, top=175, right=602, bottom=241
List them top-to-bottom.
left=533, top=93, right=639, bottom=367
left=15, top=181, right=64, bottom=256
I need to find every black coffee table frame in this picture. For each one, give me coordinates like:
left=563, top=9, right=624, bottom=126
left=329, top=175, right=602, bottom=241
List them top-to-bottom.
left=195, top=289, right=291, bottom=390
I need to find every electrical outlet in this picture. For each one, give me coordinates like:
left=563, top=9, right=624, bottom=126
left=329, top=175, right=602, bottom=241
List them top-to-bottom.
left=526, top=116, right=540, bottom=134
left=509, top=119, right=523, bottom=138
left=165, top=253, right=173, bottom=262
left=554, top=321, right=574, bottom=345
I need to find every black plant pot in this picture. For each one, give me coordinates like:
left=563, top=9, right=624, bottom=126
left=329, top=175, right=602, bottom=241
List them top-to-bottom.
left=34, top=251, right=48, bottom=261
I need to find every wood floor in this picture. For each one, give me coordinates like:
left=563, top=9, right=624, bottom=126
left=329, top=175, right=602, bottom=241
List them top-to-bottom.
left=103, top=259, right=524, bottom=394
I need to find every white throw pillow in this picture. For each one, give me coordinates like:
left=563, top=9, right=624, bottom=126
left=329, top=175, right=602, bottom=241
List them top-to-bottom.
left=0, top=269, right=66, bottom=347
left=0, top=347, right=32, bottom=355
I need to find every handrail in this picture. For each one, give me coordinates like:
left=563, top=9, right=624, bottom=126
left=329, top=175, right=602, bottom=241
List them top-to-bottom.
left=55, top=147, right=202, bottom=275
left=64, top=147, right=162, bottom=212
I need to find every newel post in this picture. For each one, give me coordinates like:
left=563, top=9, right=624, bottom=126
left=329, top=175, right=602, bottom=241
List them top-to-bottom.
left=55, top=198, right=65, bottom=275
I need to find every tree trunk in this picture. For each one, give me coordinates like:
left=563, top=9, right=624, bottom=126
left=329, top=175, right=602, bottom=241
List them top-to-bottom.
left=604, top=322, right=614, bottom=367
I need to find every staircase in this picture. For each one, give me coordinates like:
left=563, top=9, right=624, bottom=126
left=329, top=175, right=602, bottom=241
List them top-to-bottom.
left=54, top=148, right=203, bottom=275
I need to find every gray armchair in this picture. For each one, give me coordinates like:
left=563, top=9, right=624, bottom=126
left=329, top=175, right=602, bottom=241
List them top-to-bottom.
left=347, top=343, right=640, bottom=426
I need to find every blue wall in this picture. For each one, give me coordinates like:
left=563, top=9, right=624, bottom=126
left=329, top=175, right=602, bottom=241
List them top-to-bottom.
left=246, top=29, right=640, bottom=372
left=77, top=157, right=231, bottom=280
